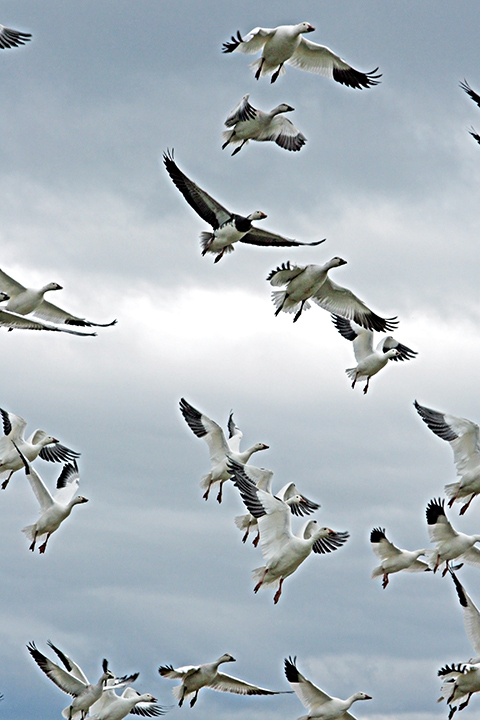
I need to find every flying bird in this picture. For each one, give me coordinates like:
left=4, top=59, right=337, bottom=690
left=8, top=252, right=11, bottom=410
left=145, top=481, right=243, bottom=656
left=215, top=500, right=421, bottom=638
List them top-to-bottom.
left=222, top=22, right=381, bottom=87
left=0, top=24, right=31, bottom=49
left=222, top=95, right=306, bottom=155
left=163, top=150, right=325, bottom=262
left=267, top=259, right=398, bottom=328
left=0, top=267, right=117, bottom=328
left=332, top=315, right=417, bottom=393
left=179, top=398, right=269, bottom=502
left=415, top=400, right=480, bottom=515
left=0, top=407, right=80, bottom=489
left=17, top=447, right=88, bottom=554
left=229, top=457, right=349, bottom=603
left=233, top=464, right=320, bottom=545
left=425, top=498, right=480, bottom=575
left=370, top=527, right=430, bottom=588
left=438, top=571, right=480, bottom=719
left=27, top=642, right=136, bottom=720
left=158, top=653, right=287, bottom=708
left=284, top=656, right=372, bottom=719
left=89, top=678, right=168, bottom=720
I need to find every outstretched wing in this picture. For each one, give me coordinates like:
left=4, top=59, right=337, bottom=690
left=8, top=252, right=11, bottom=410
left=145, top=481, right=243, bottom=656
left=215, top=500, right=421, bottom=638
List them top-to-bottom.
left=0, top=25, right=32, bottom=49
left=222, top=27, right=275, bottom=55
left=289, top=38, right=381, bottom=88
left=460, top=79, right=480, bottom=109
left=224, top=95, right=258, bottom=126
left=163, top=150, right=231, bottom=229
left=241, top=228, right=325, bottom=248
left=313, top=279, right=398, bottom=333
left=32, top=299, right=116, bottom=328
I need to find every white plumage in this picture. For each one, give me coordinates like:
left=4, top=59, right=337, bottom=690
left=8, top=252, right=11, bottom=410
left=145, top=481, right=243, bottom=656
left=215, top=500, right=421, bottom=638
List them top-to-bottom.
left=222, top=22, right=381, bottom=87
left=222, top=95, right=306, bottom=155
left=415, top=400, right=480, bottom=515
left=425, top=497, right=480, bottom=574
left=370, top=527, right=430, bottom=588
left=284, top=656, right=372, bottom=720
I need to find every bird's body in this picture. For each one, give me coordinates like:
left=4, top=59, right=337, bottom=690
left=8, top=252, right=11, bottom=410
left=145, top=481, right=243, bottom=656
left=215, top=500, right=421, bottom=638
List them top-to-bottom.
left=222, top=22, right=381, bottom=88
left=0, top=24, right=31, bottom=49
left=222, top=95, right=306, bottom=155
left=163, top=150, right=324, bottom=262
left=268, top=259, right=398, bottom=329
left=0, top=268, right=116, bottom=328
left=332, top=315, right=417, bottom=393
left=179, top=398, right=269, bottom=502
left=415, top=401, right=480, bottom=515
left=0, top=408, right=80, bottom=489
left=18, top=448, right=88, bottom=553
left=229, top=458, right=348, bottom=603
left=233, top=464, right=320, bottom=545
left=425, top=498, right=480, bottom=574
left=370, top=527, right=429, bottom=588
left=438, top=572, right=480, bottom=718
left=27, top=642, right=127, bottom=720
left=158, top=653, right=285, bottom=708
left=284, top=656, right=372, bottom=719
left=89, top=681, right=166, bottom=720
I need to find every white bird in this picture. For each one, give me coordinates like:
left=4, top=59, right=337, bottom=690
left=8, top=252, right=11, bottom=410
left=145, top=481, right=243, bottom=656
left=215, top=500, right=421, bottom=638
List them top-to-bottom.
left=222, top=22, right=381, bottom=87
left=0, top=24, right=31, bottom=49
left=222, top=95, right=306, bottom=155
left=163, top=150, right=325, bottom=262
left=268, top=259, right=398, bottom=329
left=0, top=267, right=116, bottom=328
left=0, top=307, right=98, bottom=336
left=332, top=315, right=417, bottom=393
left=179, top=398, right=269, bottom=503
left=415, top=400, right=480, bottom=515
left=0, top=407, right=80, bottom=489
left=17, top=446, right=88, bottom=553
left=229, top=458, right=349, bottom=603
left=233, top=464, right=320, bottom=545
left=425, top=498, right=480, bottom=575
left=370, top=527, right=430, bottom=589
left=438, top=571, right=480, bottom=718
left=27, top=642, right=135, bottom=720
left=158, top=653, right=287, bottom=708
left=284, top=656, right=372, bottom=720
left=89, top=679, right=167, bottom=720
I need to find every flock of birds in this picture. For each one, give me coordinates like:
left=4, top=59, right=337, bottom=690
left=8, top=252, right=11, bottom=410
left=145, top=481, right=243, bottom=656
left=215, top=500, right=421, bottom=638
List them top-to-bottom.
left=2, top=14, right=480, bottom=720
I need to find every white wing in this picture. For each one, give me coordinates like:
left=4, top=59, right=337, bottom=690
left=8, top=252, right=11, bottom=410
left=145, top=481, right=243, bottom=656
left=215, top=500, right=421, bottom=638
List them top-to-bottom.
left=222, top=27, right=275, bottom=55
left=289, top=37, right=381, bottom=88
left=179, top=399, right=229, bottom=466
left=450, top=572, right=480, bottom=658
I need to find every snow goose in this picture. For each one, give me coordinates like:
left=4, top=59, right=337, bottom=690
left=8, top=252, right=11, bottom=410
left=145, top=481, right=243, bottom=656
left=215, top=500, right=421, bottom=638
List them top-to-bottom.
left=222, top=23, right=381, bottom=87
left=0, top=24, right=31, bottom=49
left=222, top=95, right=306, bottom=155
left=163, top=150, right=325, bottom=262
left=267, top=259, right=398, bottom=329
left=0, top=267, right=116, bottom=328
left=332, top=315, right=417, bottom=393
left=179, top=398, right=269, bottom=502
left=415, top=400, right=480, bottom=515
left=0, top=407, right=80, bottom=489
left=16, top=446, right=88, bottom=553
left=229, top=458, right=349, bottom=603
left=233, top=464, right=320, bottom=545
left=425, top=498, right=480, bottom=575
left=370, top=527, right=430, bottom=588
left=438, top=571, right=480, bottom=718
left=27, top=642, right=134, bottom=720
left=158, top=653, right=287, bottom=707
left=284, top=656, right=372, bottom=720
left=89, top=679, right=167, bottom=720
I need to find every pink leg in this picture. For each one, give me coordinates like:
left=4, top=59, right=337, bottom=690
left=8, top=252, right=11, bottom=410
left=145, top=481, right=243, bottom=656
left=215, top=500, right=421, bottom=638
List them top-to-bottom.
left=460, top=494, right=475, bottom=515
left=254, top=569, right=267, bottom=594
left=273, top=578, right=284, bottom=604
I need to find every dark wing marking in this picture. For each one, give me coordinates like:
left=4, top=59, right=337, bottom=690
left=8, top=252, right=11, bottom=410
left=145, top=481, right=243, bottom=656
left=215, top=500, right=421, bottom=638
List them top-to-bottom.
left=0, top=26, right=32, bottom=49
left=222, top=30, right=244, bottom=53
left=460, top=79, right=480, bottom=109
left=163, top=150, right=230, bottom=229
left=241, top=227, right=325, bottom=248
left=331, top=314, right=358, bottom=341
left=414, top=400, right=458, bottom=442
left=0, top=408, right=12, bottom=436
left=39, top=444, right=81, bottom=463
left=228, top=457, right=266, bottom=518
left=426, top=497, right=446, bottom=525
left=312, top=530, right=349, bottom=554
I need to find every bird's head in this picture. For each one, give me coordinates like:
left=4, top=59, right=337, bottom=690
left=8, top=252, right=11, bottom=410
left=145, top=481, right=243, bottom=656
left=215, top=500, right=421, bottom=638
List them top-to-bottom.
left=299, top=22, right=315, bottom=33
left=248, top=211, right=267, bottom=221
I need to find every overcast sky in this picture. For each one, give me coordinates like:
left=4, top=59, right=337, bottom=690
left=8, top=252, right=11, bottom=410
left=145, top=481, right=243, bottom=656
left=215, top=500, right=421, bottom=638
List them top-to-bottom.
left=1, top=1, right=480, bottom=718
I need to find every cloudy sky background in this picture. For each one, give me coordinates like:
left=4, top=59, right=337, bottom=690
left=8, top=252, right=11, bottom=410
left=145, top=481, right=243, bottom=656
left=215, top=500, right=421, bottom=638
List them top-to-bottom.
left=1, top=1, right=480, bottom=718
